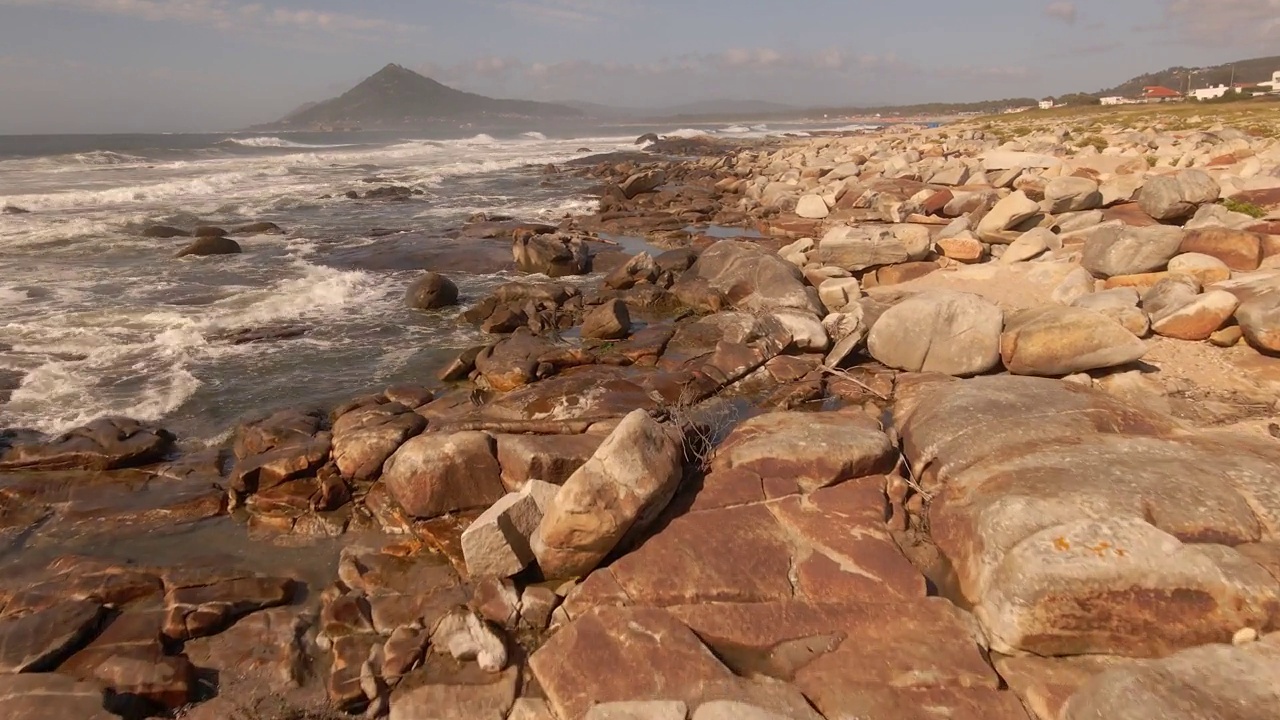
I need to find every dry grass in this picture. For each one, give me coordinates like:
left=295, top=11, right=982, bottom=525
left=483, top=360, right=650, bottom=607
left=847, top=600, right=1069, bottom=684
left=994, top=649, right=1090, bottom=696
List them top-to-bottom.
left=968, top=98, right=1280, bottom=134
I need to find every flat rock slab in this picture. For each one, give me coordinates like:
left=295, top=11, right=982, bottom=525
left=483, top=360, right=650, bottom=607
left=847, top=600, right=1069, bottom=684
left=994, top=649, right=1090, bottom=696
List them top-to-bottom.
left=0, top=418, right=175, bottom=472
left=0, top=599, right=105, bottom=672
left=0, top=673, right=116, bottom=720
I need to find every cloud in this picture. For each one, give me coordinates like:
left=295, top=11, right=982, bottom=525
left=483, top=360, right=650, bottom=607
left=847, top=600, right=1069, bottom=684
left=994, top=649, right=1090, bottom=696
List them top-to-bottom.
left=0, top=0, right=419, bottom=39
left=499, top=0, right=631, bottom=27
left=1161, top=0, right=1280, bottom=46
left=1044, top=2, right=1078, bottom=24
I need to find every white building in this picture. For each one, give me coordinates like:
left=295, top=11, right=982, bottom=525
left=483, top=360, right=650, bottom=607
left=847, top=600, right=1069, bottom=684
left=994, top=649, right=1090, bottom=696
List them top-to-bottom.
left=1260, top=70, right=1280, bottom=91
left=1192, top=85, right=1232, bottom=101
left=1100, top=96, right=1125, bottom=105
left=1039, top=99, right=1055, bottom=110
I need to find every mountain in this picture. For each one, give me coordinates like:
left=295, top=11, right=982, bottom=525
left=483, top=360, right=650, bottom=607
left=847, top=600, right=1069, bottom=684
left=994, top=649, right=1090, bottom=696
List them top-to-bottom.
left=1094, top=55, right=1280, bottom=96
left=259, top=64, right=581, bottom=130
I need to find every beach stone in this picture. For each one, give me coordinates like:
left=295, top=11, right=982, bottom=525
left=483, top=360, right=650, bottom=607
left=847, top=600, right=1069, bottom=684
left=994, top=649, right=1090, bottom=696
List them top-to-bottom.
left=621, top=169, right=666, bottom=199
left=1137, top=169, right=1221, bottom=221
left=1044, top=177, right=1103, bottom=213
left=977, top=191, right=1041, bottom=242
left=795, top=194, right=830, bottom=219
left=1056, top=209, right=1105, bottom=234
left=231, top=221, right=284, bottom=235
left=142, top=224, right=190, bottom=238
left=814, top=225, right=912, bottom=272
left=1081, top=225, right=1185, bottom=279
left=1001, top=227, right=1057, bottom=264
left=1179, top=227, right=1265, bottom=271
left=513, top=232, right=590, bottom=277
left=175, top=236, right=242, bottom=257
left=937, top=236, right=985, bottom=263
left=672, top=239, right=824, bottom=316
left=605, top=252, right=661, bottom=290
left=1166, top=252, right=1232, bottom=285
left=1052, top=267, right=1098, bottom=305
left=404, top=271, right=459, bottom=310
left=1141, top=275, right=1201, bottom=321
left=818, top=277, right=862, bottom=312
left=1072, top=288, right=1149, bottom=337
left=1151, top=290, right=1239, bottom=341
left=867, top=291, right=1003, bottom=376
left=1236, top=292, right=1280, bottom=353
left=582, top=299, right=632, bottom=340
left=1000, top=306, right=1148, bottom=376
left=770, top=308, right=829, bottom=353
left=1210, top=325, right=1244, bottom=347
left=474, top=328, right=557, bottom=392
left=331, top=401, right=427, bottom=482
left=532, top=410, right=683, bottom=580
left=710, top=411, right=895, bottom=491
left=0, top=417, right=175, bottom=471
left=382, top=432, right=505, bottom=519
left=495, top=433, right=602, bottom=489
left=462, top=484, right=549, bottom=579
left=161, top=572, right=294, bottom=642
left=0, top=599, right=106, bottom=673
left=182, top=607, right=309, bottom=694
left=60, top=610, right=196, bottom=712
left=1062, top=637, right=1280, bottom=720
left=388, top=666, right=519, bottom=720
left=0, top=674, right=116, bottom=720
left=586, top=701, right=688, bottom=720
left=693, top=701, right=793, bottom=720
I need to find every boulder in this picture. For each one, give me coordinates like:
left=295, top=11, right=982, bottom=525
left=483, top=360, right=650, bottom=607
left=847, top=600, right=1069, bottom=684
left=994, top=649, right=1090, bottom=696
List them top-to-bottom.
left=1137, top=169, right=1221, bottom=221
left=620, top=170, right=666, bottom=199
left=1044, top=177, right=1103, bottom=214
left=976, top=191, right=1041, bottom=242
left=795, top=195, right=830, bottom=219
left=231, top=221, right=284, bottom=235
left=142, top=224, right=190, bottom=238
left=814, top=225, right=928, bottom=272
left=1081, top=225, right=1185, bottom=279
left=193, top=226, right=228, bottom=238
left=1001, top=227, right=1058, bottom=264
left=1179, top=227, right=1264, bottom=271
left=513, top=232, right=590, bottom=277
left=175, top=236, right=242, bottom=258
left=937, top=236, right=985, bottom=263
left=672, top=240, right=824, bottom=316
left=1166, top=253, right=1231, bottom=285
left=1051, top=267, right=1098, bottom=305
left=404, top=272, right=459, bottom=310
left=1141, top=275, right=1201, bottom=321
left=817, top=277, right=862, bottom=312
left=1072, top=288, right=1149, bottom=337
left=1151, top=290, right=1239, bottom=341
left=867, top=291, right=1004, bottom=376
left=1237, top=292, right=1280, bottom=353
left=582, top=300, right=632, bottom=340
left=1000, top=306, right=1148, bottom=375
left=771, top=309, right=829, bottom=353
left=331, top=401, right=427, bottom=482
left=532, top=410, right=683, bottom=579
left=0, top=418, right=175, bottom=471
left=382, top=432, right=505, bottom=519
left=495, top=433, right=603, bottom=489
left=461, top=481, right=558, bottom=579
left=0, top=600, right=106, bottom=673
left=0, top=674, right=116, bottom=720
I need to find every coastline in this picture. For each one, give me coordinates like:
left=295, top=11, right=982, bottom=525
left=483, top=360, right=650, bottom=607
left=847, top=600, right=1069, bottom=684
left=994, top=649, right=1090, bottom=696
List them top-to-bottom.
left=3, top=110, right=1280, bottom=718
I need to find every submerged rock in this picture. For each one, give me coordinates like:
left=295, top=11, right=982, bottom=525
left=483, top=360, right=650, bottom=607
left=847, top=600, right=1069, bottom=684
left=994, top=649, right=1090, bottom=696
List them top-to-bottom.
left=176, top=236, right=242, bottom=258
left=404, top=271, right=459, bottom=310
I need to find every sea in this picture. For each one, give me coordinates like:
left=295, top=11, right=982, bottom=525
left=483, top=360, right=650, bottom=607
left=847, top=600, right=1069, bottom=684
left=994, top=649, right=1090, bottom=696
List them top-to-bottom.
left=0, top=121, right=878, bottom=445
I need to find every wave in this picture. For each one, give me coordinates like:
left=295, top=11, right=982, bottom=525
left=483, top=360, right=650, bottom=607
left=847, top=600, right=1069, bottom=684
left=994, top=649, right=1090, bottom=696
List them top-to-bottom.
left=833, top=124, right=883, bottom=132
left=721, top=125, right=752, bottom=134
left=664, top=128, right=710, bottom=139
left=521, top=131, right=548, bottom=141
left=220, top=136, right=356, bottom=149
left=71, top=150, right=150, bottom=166
left=0, top=167, right=294, bottom=211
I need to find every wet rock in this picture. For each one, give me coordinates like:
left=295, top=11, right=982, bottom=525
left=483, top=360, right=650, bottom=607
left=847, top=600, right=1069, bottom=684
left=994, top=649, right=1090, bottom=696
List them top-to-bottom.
left=636, top=133, right=660, bottom=145
left=620, top=169, right=667, bottom=199
left=1137, top=169, right=1221, bottom=221
left=363, top=185, right=415, bottom=200
left=1, top=205, right=30, bottom=215
left=231, top=221, right=285, bottom=235
left=142, top=224, right=190, bottom=238
left=1081, top=225, right=1185, bottom=279
left=513, top=232, right=590, bottom=277
left=176, top=236, right=242, bottom=258
left=672, top=239, right=824, bottom=316
left=404, top=271, right=459, bottom=310
left=868, top=291, right=1004, bottom=377
left=582, top=299, right=632, bottom=340
left=1000, top=306, right=1148, bottom=376
left=207, top=324, right=309, bottom=345
left=474, top=329, right=559, bottom=392
left=332, top=400, right=427, bottom=482
left=533, top=410, right=684, bottom=579
left=711, top=411, right=895, bottom=492
left=0, top=418, right=175, bottom=471
left=231, top=432, right=331, bottom=495
left=382, top=432, right=504, bottom=519
left=162, top=572, right=294, bottom=641
left=0, top=599, right=105, bottom=672
left=60, top=609, right=196, bottom=712
left=0, top=673, right=116, bottom=720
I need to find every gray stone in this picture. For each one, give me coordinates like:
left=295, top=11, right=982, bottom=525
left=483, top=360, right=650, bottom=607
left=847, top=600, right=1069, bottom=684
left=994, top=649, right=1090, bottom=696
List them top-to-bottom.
left=1137, top=169, right=1221, bottom=221
left=1044, top=177, right=1103, bottom=213
left=976, top=191, right=1041, bottom=242
left=1081, top=225, right=1185, bottom=279
left=867, top=291, right=1004, bottom=376
left=1001, top=306, right=1148, bottom=376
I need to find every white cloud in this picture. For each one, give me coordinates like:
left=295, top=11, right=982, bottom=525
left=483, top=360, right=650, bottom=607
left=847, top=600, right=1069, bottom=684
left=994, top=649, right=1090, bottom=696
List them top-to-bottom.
left=0, top=0, right=418, bottom=38
left=499, top=0, right=631, bottom=27
left=1161, top=0, right=1280, bottom=46
left=1044, top=2, right=1078, bottom=24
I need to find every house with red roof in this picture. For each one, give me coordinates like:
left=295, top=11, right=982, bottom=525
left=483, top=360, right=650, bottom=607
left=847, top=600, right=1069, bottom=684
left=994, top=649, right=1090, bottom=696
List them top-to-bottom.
left=1141, top=86, right=1183, bottom=103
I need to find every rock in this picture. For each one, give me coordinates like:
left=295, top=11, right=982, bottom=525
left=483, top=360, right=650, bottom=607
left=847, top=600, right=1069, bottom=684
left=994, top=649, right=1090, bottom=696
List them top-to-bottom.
left=636, top=133, right=660, bottom=145
left=1137, top=169, right=1221, bottom=221
left=621, top=170, right=666, bottom=199
left=1044, top=177, right=1103, bottom=213
left=976, top=191, right=1041, bottom=242
left=795, top=195, right=830, bottom=219
left=1, top=205, right=30, bottom=214
left=231, top=221, right=284, bottom=235
left=142, top=224, right=190, bottom=238
left=193, top=225, right=228, bottom=238
left=814, top=225, right=929, bottom=272
left=1081, top=225, right=1185, bottom=279
left=1001, top=227, right=1058, bottom=264
left=1179, top=227, right=1265, bottom=271
left=514, top=232, right=590, bottom=277
left=175, top=236, right=242, bottom=258
left=937, top=236, right=986, bottom=263
left=672, top=240, right=824, bottom=316
left=605, top=252, right=661, bottom=290
left=1166, top=252, right=1231, bottom=285
left=1052, top=267, right=1098, bottom=305
left=404, top=271, right=459, bottom=310
left=1141, top=275, right=1201, bottom=321
left=818, top=277, right=862, bottom=312
left=1072, top=288, right=1150, bottom=337
left=1151, top=290, right=1239, bottom=341
left=867, top=291, right=1004, bottom=376
left=1237, top=292, right=1280, bottom=353
left=582, top=300, right=632, bottom=340
left=1000, top=306, right=1148, bottom=376
left=771, top=309, right=829, bottom=353
left=1210, top=325, right=1244, bottom=347
left=474, top=329, right=557, bottom=392
left=331, top=401, right=427, bottom=482
left=533, top=410, right=683, bottom=579
left=710, top=411, right=895, bottom=492
left=0, top=418, right=175, bottom=471
left=382, top=432, right=505, bottom=519
left=495, top=433, right=603, bottom=489
left=461, top=482, right=555, bottom=579
left=162, top=572, right=294, bottom=642
left=0, top=599, right=105, bottom=672
left=429, top=607, right=508, bottom=672
left=1062, top=638, right=1280, bottom=720
left=388, top=666, right=519, bottom=720
left=0, top=674, right=116, bottom=720
left=586, top=702, right=688, bottom=720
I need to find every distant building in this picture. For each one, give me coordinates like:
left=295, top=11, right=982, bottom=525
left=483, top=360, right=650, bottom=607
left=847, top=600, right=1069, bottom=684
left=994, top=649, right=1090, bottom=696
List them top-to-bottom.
left=1259, top=70, right=1280, bottom=92
left=1191, top=84, right=1232, bottom=101
left=1141, top=86, right=1183, bottom=103
left=1100, top=96, right=1125, bottom=106
left=1038, top=99, right=1056, bottom=110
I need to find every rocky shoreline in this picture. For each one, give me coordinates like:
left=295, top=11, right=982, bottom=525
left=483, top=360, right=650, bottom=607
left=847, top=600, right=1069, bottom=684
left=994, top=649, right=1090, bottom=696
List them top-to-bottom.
left=3, top=116, right=1280, bottom=719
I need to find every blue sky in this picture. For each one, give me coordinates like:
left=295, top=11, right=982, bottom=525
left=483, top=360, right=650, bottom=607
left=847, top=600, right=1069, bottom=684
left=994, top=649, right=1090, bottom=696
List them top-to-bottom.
left=0, top=0, right=1275, bottom=133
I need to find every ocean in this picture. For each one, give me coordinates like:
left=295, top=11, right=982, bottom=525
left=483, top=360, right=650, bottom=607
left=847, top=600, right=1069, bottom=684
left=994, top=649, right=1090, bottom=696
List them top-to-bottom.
left=0, top=121, right=874, bottom=445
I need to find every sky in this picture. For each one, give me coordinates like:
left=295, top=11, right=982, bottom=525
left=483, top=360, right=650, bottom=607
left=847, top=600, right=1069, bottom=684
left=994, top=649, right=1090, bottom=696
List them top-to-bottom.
left=0, top=0, right=1276, bottom=134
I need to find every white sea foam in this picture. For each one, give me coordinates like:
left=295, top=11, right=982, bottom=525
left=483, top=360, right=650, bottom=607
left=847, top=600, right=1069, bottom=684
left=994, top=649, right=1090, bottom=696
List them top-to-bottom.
left=721, top=125, right=752, bottom=134
left=665, top=128, right=710, bottom=139
left=521, top=131, right=548, bottom=141
left=220, top=136, right=355, bottom=149
left=0, top=168, right=295, bottom=211
left=0, top=286, right=29, bottom=305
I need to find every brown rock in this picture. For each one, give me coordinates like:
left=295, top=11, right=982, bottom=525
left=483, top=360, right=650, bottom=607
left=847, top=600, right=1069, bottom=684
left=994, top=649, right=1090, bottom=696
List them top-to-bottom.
left=1179, top=227, right=1265, bottom=271
left=937, top=236, right=986, bottom=263
left=1150, top=290, right=1239, bottom=341
left=582, top=300, right=632, bottom=340
left=331, top=401, right=427, bottom=482
left=710, top=411, right=895, bottom=491
left=0, top=418, right=175, bottom=471
left=382, top=432, right=504, bottom=519
left=494, top=433, right=603, bottom=490
left=162, top=574, right=294, bottom=641
left=0, top=599, right=105, bottom=673
left=389, top=666, right=520, bottom=720
left=0, top=674, right=116, bottom=720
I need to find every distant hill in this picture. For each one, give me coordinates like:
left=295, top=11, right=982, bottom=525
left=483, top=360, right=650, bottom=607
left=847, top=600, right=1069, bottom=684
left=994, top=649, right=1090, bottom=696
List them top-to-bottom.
left=1095, top=55, right=1280, bottom=96
left=257, top=64, right=581, bottom=131
left=561, top=98, right=796, bottom=120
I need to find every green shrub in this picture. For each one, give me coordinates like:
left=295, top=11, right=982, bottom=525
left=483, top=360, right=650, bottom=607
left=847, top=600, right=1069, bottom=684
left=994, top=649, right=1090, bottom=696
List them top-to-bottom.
left=1079, top=135, right=1108, bottom=152
left=1223, top=198, right=1267, bottom=219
